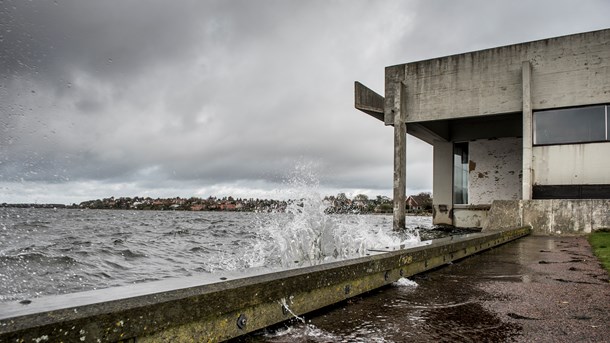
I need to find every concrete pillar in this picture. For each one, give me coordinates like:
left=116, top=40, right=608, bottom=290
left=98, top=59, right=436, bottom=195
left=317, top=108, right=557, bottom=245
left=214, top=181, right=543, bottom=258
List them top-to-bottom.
left=522, top=61, right=533, bottom=200
left=393, top=83, right=407, bottom=230
left=432, top=141, right=454, bottom=226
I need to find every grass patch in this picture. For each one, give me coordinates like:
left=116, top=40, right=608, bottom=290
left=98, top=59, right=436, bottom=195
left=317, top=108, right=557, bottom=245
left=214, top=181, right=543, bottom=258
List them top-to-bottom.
left=588, top=231, right=610, bottom=278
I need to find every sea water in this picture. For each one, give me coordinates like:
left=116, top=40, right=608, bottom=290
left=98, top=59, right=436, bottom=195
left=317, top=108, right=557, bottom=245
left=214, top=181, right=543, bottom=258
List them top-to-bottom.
left=0, top=207, right=431, bottom=302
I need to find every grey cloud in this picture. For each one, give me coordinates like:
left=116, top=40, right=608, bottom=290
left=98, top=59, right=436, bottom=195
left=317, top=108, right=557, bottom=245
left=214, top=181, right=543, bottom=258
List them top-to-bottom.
left=2, top=0, right=610, bottom=203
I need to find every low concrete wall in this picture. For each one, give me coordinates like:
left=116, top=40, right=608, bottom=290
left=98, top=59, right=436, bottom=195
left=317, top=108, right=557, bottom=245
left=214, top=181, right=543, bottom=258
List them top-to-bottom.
left=484, top=199, right=610, bottom=235
left=453, top=206, right=490, bottom=229
left=0, top=228, right=530, bottom=342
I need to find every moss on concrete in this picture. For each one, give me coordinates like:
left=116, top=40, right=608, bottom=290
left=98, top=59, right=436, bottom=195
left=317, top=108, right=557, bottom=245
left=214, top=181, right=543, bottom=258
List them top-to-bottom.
left=588, top=231, right=610, bottom=278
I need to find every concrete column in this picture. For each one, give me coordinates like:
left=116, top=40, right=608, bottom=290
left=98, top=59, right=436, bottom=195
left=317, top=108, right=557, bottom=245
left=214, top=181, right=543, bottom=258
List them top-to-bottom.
left=522, top=61, right=533, bottom=200
left=393, top=83, right=407, bottom=230
left=432, top=141, right=454, bottom=226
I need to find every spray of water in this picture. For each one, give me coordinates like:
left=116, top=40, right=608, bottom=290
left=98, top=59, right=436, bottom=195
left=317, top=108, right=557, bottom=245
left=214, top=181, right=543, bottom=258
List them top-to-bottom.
left=243, top=161, right=419, bottom=269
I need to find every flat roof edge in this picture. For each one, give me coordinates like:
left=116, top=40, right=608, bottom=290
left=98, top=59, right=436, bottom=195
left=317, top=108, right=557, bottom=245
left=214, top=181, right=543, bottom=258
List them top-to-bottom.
left=386, top=27, right=610, bottom=69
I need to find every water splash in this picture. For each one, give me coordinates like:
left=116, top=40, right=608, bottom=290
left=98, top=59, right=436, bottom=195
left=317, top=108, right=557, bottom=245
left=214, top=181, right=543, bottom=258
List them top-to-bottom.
left=244, top=161, right=419, bottom=268
left=393, top=277, right=418, bottom=287
left=280, top=297, right=305, bottom=323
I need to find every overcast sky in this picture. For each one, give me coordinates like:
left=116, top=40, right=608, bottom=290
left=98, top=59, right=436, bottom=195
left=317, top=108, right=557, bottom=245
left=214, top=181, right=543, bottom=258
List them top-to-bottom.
left=1, top=0, right=609, bottom=204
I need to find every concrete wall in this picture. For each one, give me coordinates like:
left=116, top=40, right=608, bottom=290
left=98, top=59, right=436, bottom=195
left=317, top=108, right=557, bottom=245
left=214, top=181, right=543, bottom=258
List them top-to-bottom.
left=385, top=29, right=610, bottom=124
left=432, top=138, right=522, bottom=226
left=469, top=138, right=522, bottom=204
left=432, top=141, right=453, bottom=225
left=533, top=142, right=610, bottom=185
left=484, top=199, right=610, bottom=235
left=453, top=207, right=489, bottom=228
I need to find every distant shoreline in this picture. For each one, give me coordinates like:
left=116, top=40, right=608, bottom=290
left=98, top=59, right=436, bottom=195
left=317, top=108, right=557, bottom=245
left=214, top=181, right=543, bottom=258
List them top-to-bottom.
left=1, top=196, right=432, bottom=216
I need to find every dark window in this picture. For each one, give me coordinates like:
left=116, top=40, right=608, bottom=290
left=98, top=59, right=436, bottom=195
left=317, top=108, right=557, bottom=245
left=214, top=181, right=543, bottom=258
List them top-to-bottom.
left=533, top=105, right=608, bottom=145
left=453, top=143, right=468, bottom=204
left=533, top=185, right=610, bottom=199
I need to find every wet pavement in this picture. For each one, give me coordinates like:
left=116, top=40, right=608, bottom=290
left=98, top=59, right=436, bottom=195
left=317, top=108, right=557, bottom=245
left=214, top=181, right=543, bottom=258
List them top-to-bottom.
left=235, top=236, right=610, bottom=342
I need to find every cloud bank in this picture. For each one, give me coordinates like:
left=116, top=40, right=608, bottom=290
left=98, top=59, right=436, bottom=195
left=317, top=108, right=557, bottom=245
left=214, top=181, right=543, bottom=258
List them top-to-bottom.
left=1, top=0, right=609, bottom=203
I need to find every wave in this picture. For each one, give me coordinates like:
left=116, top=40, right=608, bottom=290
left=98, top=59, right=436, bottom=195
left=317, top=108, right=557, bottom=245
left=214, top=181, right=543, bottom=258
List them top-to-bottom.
left=11, top=220, right=52, bottom=230
left=163, top=229, right=191, bottom=236
left=117, top=249, right=147, bottom=259
left=0, top=252, right=78, bottom=266
left=103, top=260, right=128, bottom=270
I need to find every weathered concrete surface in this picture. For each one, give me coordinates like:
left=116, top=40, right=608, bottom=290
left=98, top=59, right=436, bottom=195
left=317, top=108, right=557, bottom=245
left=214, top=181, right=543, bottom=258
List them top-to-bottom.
left=385, top=29, right=610, bottom=123
left=522, top=61, right=533, bottom=201
left=354, top=81, right=384, bottom=122
left=392, top=117, right=406, bottom=230
left=468, top=138, right=522, bottom=204
left=432, top=141, right=453, bottom=226
left=533, top=143, right=610, bottom=186
left=484, top=199, right=610, bottom=235
left=483, top=200, right=522, bottom=230
left=453, top=206, right=489, bottom=229
left=0, top=228, right=529, bottom=342
left=239, top=236, right=609, bottom=343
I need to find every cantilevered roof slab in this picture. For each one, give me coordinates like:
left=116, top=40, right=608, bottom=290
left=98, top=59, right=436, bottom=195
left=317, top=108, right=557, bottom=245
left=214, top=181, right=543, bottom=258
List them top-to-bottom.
left=384, top=29, right=610, bottom=125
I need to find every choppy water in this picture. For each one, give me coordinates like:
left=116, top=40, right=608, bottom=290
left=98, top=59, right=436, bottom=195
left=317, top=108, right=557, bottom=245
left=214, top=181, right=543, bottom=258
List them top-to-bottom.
left=0, top=207, right=431, bottom=302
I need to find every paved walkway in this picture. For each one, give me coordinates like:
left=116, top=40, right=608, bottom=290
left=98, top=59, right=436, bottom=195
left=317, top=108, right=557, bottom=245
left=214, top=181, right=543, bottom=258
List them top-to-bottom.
left=478, top=236, right=609, bottom=342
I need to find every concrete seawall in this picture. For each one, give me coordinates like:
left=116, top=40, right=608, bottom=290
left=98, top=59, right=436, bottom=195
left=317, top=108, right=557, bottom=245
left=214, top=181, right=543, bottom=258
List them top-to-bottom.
left=484, top=200, right=610, bottom=235
left=0, top=227, right=530, bottom=342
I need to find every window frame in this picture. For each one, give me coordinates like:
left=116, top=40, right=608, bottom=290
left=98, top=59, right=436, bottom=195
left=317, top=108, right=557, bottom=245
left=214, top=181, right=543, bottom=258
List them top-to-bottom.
left=533, top=104, right=610, bottom=146
left=453, top=142, right=469, bottom=205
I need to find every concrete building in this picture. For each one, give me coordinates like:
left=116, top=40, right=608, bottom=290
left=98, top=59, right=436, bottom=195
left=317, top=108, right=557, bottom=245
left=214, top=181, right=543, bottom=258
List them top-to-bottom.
left=356, top=29, right=610, bottom=234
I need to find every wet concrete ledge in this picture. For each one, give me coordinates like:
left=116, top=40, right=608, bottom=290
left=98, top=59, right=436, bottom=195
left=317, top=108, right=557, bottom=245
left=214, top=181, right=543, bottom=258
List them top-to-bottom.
left=0, top=226, right=530, bottom=342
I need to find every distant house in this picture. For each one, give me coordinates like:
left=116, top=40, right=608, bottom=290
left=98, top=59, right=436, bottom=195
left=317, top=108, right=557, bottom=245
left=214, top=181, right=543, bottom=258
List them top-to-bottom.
left=406, top=195, right=428, bottom=210
left=353, top=199, right=367, bottom=209
left=220, top=202, right=236, bottom=211
left=190, top=204, right=206, bottom=211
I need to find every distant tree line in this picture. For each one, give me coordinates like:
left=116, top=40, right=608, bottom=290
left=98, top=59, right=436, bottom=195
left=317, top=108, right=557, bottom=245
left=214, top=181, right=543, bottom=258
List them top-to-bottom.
left=2, top=192, right=432, bottom=214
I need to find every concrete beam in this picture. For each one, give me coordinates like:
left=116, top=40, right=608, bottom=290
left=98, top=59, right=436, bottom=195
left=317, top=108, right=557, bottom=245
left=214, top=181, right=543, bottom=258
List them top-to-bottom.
left=391, top=29, right=610, bottom=122
left=384, top=65, right=405, bottom=126
left=354, top=81, right=384, bottom=122
left=406, top=122, right=450, bottom=144
left=0, top=227, right=531, bottom=342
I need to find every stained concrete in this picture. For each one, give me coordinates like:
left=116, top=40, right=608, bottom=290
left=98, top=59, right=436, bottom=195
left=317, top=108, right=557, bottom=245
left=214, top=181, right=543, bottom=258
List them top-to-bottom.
left=385, top=29, right=610, bottom=123
left=468, top=138, right=522, bottom=205
left=533, top=143, right=610, bottom=185
left=485, top=199, right=610, bottom=235
left=453, top=206, right=489, bottom=228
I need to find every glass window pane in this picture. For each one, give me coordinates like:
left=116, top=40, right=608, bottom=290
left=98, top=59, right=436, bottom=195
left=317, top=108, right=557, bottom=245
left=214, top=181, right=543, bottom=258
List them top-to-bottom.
left=606, top=105, right=610, bottom=140
left=534, top=106, right=606, bottom=145
left=453, top=143, right=468, bottom=204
